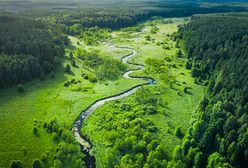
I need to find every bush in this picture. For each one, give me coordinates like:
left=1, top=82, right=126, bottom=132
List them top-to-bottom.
left=176, top=50, right=183, bottom=58
left=69, top=52, right=74, bottom=60
left=71, top=60, right=76, bottom=67
left=186, top=61, right=192, bottom=69
left=65, top=64, right=71, bottom=73
left=89, top=77, right=98, bottom=83
left=17, top=84, right=25, bottom=93
left=175, top=126, right=184, bottom=138
left=33, top=127, right=38, bottom=135
left=53, top=132, right=59, bottom=142
left=32, top=159, right=42, bottom=168
left=10, top=160, right=23, bottom=168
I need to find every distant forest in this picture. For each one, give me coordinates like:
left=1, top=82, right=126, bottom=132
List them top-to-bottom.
left=0, top=2, right=246, bottom=88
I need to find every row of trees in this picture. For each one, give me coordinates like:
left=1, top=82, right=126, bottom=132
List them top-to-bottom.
left=174, top=13, right=248, bottom=167
left=0, top=15, right=68, bottom=88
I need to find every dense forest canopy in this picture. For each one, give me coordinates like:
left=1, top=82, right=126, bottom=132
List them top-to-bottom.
left=175, top=12, right=248, bottom=167
left=0, top=16, right=68, bottom=87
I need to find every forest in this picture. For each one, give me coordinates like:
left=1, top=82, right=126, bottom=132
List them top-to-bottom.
left=0, top=0, right=248, bottom=168
left=175, top=13, right=248, bottom=167
left=0, top=16, right=68, bottom=88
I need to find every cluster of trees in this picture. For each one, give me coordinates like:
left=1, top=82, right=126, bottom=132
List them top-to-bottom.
left=173, top=13, right=248, bottom=167
left=0, top=15, right=68, bottom=88
left=77, top=27, right=111, bottom=45
left=75, top=48, right=126, bottom=80
left=144, top=58, right=175, bottom=87
left=83, top=86, right=170, bottom=167
left=42, top=120, right=85, bottom=167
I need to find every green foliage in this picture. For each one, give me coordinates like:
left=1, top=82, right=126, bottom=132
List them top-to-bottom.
left=176, top=13, right=248, bottom=168
left=0, top=15, right=67, bottom=87
left=150, top=26, right=159, bottom=34
left=79, top=27, right=111, bottom=45
left=75, top=48, right=126, bottom=80
left=176, top=50, right=183, bottom=58
left=144, top=58, right=175, bottom=86
left=64, top=64, right=71, bottom=73
left=17, top=84, right=25, bottom=93
left=82, top=95, right=168, bottom=167
left=40, top=119, right=86, bottom=167
left=175, top=126, right=184, bottom=138
left=33, top=127, right=38, bottom=136
left=173, top=145, right=183, bottom=160
left=194, top=152, right=204, bottom=168
left=207, top=152, right=232, bottom=168
left=32, top=159, right=42, bottom=168
left=10, top=160, right=23, bottom=168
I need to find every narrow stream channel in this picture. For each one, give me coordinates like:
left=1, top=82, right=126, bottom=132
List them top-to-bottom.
left=72, top=44, right=156, bottom=168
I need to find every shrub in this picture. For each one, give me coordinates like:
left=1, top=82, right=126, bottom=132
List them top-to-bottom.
left=176, top=50, right=183, bottom=58
left=69, top=52, right=74, bottom=60
left=71, top=60, right=76, bottom=67
left=186, top=61, right=192, bottom=69
left=65, top=64, right=71, bottom=73
left=83, top=75, right=89, bottom=80
left=89, top=77, right=98, bottom=83
left=64, top=82, right=69, bottom=87
left=17, top=84, right=25, bottom=93
left=183, top=87, right=191, bottom=94
left=144, top=105, right=157, bottom=115
left=175, top=126, right=184, bottom=138
left=33, top=127, right=38, bottom=135
left=53, top=133, right=59, bottom=142
left=32, top=159, right=42, bottom=168
left=10, top=160, right=23, bottom=168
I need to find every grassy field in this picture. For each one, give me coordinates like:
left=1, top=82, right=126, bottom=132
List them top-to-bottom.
left=82, top=18, right=205, bottom=166
left=0, top=35, right=144, bottom=167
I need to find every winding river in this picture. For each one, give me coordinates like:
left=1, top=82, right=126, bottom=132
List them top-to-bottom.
left=72, top=44, right=156, bottom=168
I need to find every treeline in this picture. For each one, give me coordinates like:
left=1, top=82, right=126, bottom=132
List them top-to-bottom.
left=20, top=4, right=247, bottom=32
left=59, top=6, right=247, bottom=30
left=173, top=13, right=248, bottom=167
left=0, top=15, right=68, bottom=88
left=68, top=26, right=111, bottom=45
